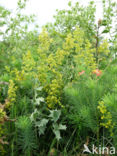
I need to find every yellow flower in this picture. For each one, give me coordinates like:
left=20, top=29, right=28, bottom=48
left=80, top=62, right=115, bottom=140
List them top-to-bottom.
left=6, top=80, right=17, bottom=108
left=98, top=100, right=114, bottom=136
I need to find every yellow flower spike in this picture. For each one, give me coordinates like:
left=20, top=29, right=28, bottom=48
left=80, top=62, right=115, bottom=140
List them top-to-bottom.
left=22, top=50, right=36, bottom=72
left=6, top=80, right=17, bottom=108
left=98, top=100, right=114, bottom=136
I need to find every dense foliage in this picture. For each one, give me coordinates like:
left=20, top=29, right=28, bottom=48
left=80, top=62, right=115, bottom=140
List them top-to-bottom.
left=0, top=0, right=117, bottom=155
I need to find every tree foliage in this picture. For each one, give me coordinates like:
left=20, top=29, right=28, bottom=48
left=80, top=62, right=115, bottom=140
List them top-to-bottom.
left=0, top=0, right=117, bottom=155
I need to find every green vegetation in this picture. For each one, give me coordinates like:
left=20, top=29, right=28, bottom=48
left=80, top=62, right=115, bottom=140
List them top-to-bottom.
left=0, top=0, right=117, bottom=155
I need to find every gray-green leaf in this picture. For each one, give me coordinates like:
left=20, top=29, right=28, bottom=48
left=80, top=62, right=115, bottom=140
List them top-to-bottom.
left=49, top=110, right=61, bottom=122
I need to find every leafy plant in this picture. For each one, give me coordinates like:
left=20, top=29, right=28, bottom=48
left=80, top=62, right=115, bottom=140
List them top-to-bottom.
left=0, top=0, right=117, bottom=155
left=30, top=86, right=66, bottom=141
left=15, top=116, right=37, bottom=155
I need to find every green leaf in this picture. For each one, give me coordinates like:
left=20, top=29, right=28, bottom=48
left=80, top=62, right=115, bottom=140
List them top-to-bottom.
left=68, top=1, right=72, bottom=7
left=101, top=20, right=107, bottom=26
left=102, top=29, right=109, bottom=34
left=36, top=86, right=43, bottom=91
left=35, top=97, right=44, bottom=105
left=30, top=109, right=39, bottom=121
left=49, top=110, right=61, bottom=122
left=36, top=119, right=49, bottom=135
left=37, top=119, right=48, bottom=127
left=52, top=123, right=66, bottom=140
left=58, top=124, right=67, bottom=130
left=38, top=126, right=46, bottom=135
left=53, top=130, right=61, bottom=141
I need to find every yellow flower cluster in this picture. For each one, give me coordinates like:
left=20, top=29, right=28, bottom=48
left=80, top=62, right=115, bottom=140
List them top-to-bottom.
left=37, top=27, right=98, bottom=108
left=37, top=27, right=110, bottom=109
left=63, top=27, right=97, bottom=72
left=63, top=27, right=84, bottom=52
left=39, top=28, right=53, bottom=52
left=37, top=29, right=52, bottom=85
left=38, top=29, right=67, bottom=108
left=63, top=33, right=75, bottom=50
left=75, top=39, right=96, bottom=71
left=98, top=39, right=110, bottom=55
left=46, top=49, right=69, bottom=108
left=7, top=50, right=37, bottom=82
left=22, top=50, right=36, bottom=73
left=5, top=66, right=25, bottom=82
left=13, top=68, right=25, bottom=81
left=46, top=78, right=63, bottom=108
left=7, top=80, right=17, bottom=108
left=0, top=101, right=8, bottom=153
left=97, top=101, right=114, bottom=136
left=0, top=106, right=6, bottom=144
left=0, top=108, right=6, bottom=122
